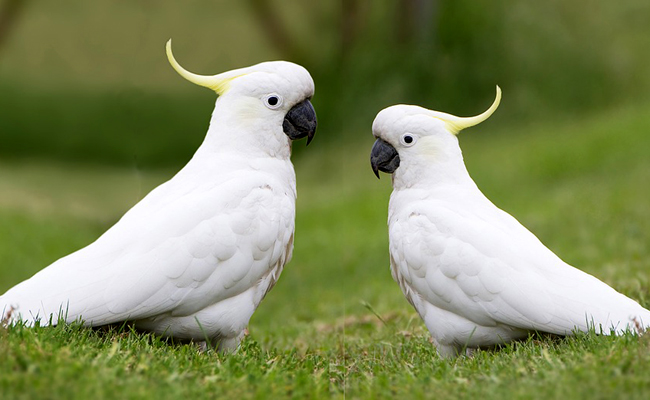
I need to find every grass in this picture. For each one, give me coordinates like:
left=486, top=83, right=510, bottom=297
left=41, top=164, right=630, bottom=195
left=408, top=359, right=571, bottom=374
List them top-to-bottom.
left=2, top=100, right=650, bottom=398
left=3, top=322, right=649, bottom=399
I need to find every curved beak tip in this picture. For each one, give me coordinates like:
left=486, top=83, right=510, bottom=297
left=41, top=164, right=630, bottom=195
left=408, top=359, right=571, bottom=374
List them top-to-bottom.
left=284, top=99, right=317, bottom=145
left=370, top=138, right=400, bottom=179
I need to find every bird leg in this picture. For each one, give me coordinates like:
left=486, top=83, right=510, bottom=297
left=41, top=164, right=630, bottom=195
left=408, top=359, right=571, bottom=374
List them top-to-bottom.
left=196, top=328, right=249, bottom=354
left=216, top=329, right=249, bottom=353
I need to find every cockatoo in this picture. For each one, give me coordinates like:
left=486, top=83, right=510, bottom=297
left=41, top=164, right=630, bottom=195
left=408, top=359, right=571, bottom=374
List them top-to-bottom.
left=0, top=40, right=317, bottom=352
left=370, top=87, right=650, bottom=357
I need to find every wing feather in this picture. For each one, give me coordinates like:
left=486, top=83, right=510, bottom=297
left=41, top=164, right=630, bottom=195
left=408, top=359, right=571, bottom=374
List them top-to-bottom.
left=2, top=168, right=295, bottom=327
left=390, top=195, right=650, bottom=337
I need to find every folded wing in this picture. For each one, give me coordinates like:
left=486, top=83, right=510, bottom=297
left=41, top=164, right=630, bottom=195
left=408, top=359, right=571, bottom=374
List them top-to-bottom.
left=1, top=169, right=294, bottom=327
left=391, top=197, right=650, bottom=337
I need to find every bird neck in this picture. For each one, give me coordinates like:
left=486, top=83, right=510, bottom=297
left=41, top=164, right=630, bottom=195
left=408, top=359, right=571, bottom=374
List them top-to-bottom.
left=196, top=96, right=292, bottom=161
left=392, top=141, right=478, bottom=192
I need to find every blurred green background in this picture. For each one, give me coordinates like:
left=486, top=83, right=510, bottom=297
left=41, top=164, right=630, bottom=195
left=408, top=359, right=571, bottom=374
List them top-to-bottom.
left=1, top=0, right=650, bottom=343
left=1, top=0, right=649, bottom=166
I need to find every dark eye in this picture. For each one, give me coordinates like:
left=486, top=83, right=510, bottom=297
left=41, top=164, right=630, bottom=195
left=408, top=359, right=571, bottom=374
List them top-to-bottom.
left=264, top=93, right=283, bottom=109
left=400, top=133, right=417, bottom=146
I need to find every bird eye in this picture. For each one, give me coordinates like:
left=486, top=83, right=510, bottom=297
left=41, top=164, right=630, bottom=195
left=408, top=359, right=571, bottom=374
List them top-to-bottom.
left=263, top=93, right=283, bottom=109
left=400, top=133, right=417, bottom=147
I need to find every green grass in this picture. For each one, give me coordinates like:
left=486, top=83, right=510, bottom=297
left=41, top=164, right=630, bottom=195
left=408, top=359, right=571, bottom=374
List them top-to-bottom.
left=2, top=101, right=650, bottom=398
left=3, top=322, right=649, bottom=399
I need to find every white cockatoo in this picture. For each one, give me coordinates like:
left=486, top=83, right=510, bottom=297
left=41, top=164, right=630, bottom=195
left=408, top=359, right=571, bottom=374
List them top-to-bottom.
left=0, top=40, right=317, bottom=351
left=370, top=87, right=650, bottom=357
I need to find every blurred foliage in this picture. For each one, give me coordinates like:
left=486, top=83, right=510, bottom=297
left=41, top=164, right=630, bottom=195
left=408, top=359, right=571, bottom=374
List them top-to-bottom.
left=0, top=0, right=649, bottom=167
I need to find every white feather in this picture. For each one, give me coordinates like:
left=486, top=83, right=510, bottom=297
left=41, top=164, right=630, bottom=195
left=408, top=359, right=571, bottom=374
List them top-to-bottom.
left=1, top=60, right=315, bottom=351
left=373, top=103, right=650, bottom=357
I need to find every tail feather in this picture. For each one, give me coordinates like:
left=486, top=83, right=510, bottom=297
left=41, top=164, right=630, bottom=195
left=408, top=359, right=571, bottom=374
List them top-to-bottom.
left=1, top=290, right=96, bottom=327
left=573, top=297, right=650, bottom=336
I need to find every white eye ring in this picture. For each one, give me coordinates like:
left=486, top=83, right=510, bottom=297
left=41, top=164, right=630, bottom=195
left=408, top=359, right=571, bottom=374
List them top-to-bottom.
left=263, top=93, right=283, bottom=109
left=400, top=133, right=417, bottom=147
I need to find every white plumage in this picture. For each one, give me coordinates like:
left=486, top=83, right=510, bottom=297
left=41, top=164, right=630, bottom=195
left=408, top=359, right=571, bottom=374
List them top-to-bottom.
left=0, top=41, right=317, bottom=352
left=370, top=87, right=650, bottom=357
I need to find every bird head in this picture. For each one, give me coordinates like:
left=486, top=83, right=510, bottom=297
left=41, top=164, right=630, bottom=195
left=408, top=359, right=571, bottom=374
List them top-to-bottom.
left=166, top=40, right=317, bottom=155
left=370, top=87, right=501, bottom=182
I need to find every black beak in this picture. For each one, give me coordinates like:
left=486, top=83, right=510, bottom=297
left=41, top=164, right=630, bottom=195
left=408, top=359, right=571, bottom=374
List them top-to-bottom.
left=283, top=99, right=317, bottom=146
left=370, top=138, right=400, bottom=179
